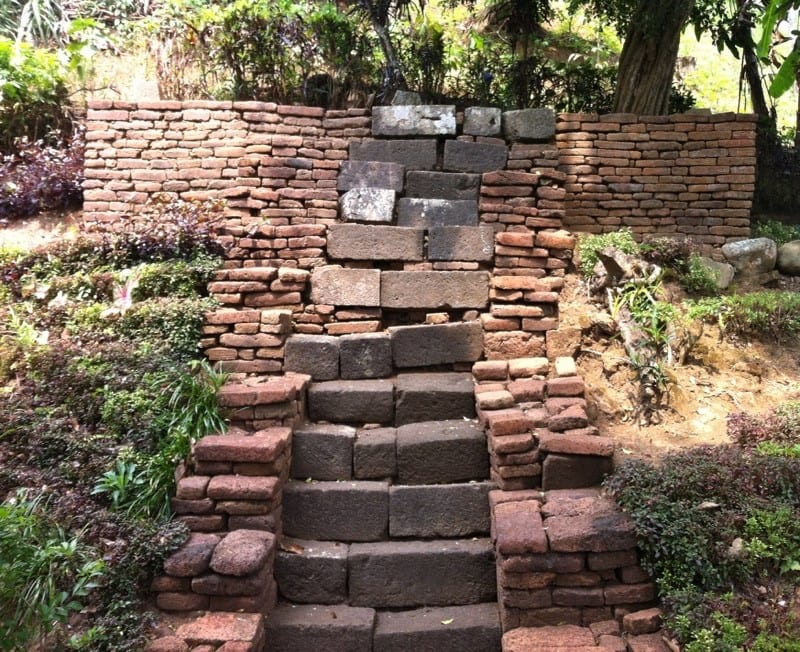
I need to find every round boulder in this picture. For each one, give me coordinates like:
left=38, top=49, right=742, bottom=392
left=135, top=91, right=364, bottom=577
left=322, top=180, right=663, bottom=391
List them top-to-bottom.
left=721, top=237, right=777, bottom=273
left=777, top=240, right=800, bottom=276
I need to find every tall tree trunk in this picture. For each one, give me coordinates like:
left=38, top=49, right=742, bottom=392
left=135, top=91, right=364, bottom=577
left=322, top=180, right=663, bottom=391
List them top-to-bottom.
left=359, top=0, right=408, bottom=95
left=613, top=0, right=694, bottom=114
left=741, top=42, right=770, bottom=119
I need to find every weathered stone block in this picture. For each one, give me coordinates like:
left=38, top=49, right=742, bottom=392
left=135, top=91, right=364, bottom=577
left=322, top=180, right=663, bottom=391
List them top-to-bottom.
left=372, top=105, right=456, bottom=136
left=463, top=107, right=502, bottom=137
left=503, top=108, right=556, bottom=141
left=350, top=139, right=437, bottom=170
left=443, top=140, right=508, bottom=173
left=337, top=160, right=405, bottom=192
left=405, top=171, right=481, bottom=200
left=340, top=187, right=395, bottom=223
left=396, top=198, right=479, bottom=228
left=327, top=224, right=424, bottom=261
left=428, top=225, right=495, bottom=261
left=310, top=266, right=381, bottom=307
left=381, top=271, right=489, bottom=309
left=389, top=321, right=484, bottom=367
left=339, top=332, right=393, bottom=379
left=283, top=335, right=339, bottom=381
left=394, top=373, right=476, bottom=425
left=308, top=379, right=394, bottom=424
left=396, top=419, right=488, bottom=483
left=290, top=424, right=355, bottom=480
left=354, top=428, right=397, bottom=479
left=542, top=454, right=613, bottom=490
left=282, top=480, right=389, bottom=541
left=389, top=482, right=492, bottom=537
left=210, top=530, right=274, bottom=577
left=275, top=538, right=349, bottom=604
left=348, top=539, right=496, bottom=608
left=265, top=603, right=374, bottom=652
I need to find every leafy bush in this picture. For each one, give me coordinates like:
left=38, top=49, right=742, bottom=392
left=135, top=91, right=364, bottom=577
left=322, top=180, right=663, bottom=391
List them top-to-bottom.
left=0, top=38, right=72, bottom=151
left=0, top=132, right=84, bottom=220
left=752, top=219, right=800, bottom=246
left=576, top=228, right=640, bottom=277
left=640, top=234, right=696, bottom=270
left=679, top=254, right=718, bottom=296
left=687, top=291, right=800, bottom=342
left=728, top=401, right=800, bottom=454
left=0, top=490, right=105, bottom=651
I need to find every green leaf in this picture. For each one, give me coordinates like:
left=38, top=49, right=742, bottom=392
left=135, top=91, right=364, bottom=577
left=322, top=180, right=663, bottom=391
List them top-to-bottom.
left=768, top=48, right=800, bottom=98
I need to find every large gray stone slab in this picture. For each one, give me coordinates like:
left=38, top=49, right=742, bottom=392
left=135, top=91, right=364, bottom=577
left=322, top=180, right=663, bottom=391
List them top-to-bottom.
left=372, top=104, right=456, bottom=136
left=463, top=106, right=503, bottom=137
left=503, top=107, right=556, bottom=141
left=350, top=139, right=437, bottom=170
left=443, top=140, right=508, bottom=174
left=338, top=160, right=405, bottom=192
left=405, top=171, right=481, bottom=200
left=340, top=187, right=395, bottom=223
left=396, top=198, right=479, bottom=228
left=327, top=224, right=424, bottom=262
left=428, top=226, right=495, bottom=262
left=721, top=237, right=778, bottom=273
left=778, top=240, right=800, bottom=275
left=310, top=265, right=381, bottom=307
left=381, top=271, right=489, bottom=309
left=389, top=321, right=484, bottom=367
left=339, top=332, right=393, bottom=379
left=283, top=334, right=339, bottom=381
left=395, top=373, right=476, bottom=426
left=308, top=379, right=394, bottom=424
left=396, top=419, right=488, bottom=483
left=290, top=424, right=355, bottom=480
left=354, top=427, right=397, bottom=479
left=542, top=454, right=614, bottom=491
left=282, top=479, right=389, bottom=541
left=389, top=482, right=493, bottom=537
left=275, top=537, right=349, bottom=604
left=348, top=539, right=496, bottom=608
left=266, top=603, right=375, bottom=652
left=373, top=603, right=502, bottom=652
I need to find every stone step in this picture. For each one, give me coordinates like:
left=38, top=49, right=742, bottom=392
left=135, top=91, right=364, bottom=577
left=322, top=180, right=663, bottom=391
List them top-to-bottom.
left=306, top=372, right=476, bottom=426
left=396, top=420, right=488, bottom=484
left=290, top=424, right=355, bottom=481
left=389, top=481, right=493, bottom=537
left=275, top=538, right=349, bottom=604
left=348, top=538, right=496, bottom=608
left=264, top=602, right=502, bottom=652
left=265, top=602, right=375, bottom=652
left=374, top=603, right=502, bottom=652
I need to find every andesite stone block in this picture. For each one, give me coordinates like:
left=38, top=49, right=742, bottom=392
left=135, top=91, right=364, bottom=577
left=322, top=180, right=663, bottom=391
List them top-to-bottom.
left=372, top=104, right=456, bottom=136
left=463, top=106, right=503, bottom=136
left=503, top=107, right=556, bottom=141
left=350, top=139, right=437, bottom=170
left=443, top=140, right=508, bottom=174
left=337, top=160, right=405, bottom=192
left=405, top=171, right=481, bottom=200
left=340, top=187, right=395, bottom=223
left=396, top=198, right=479, bottom=228
left=327, top=224, right=424, bottom=262
left=428, top=225, right=495, bottom=262
left=310, top=265, right=381, bottom=307
left=381, top=271, right=489, bottom=309
left=389, top=321, right=484, bottom=368
left=339, top=332, right=393, bottom=379
left=283, top=334, right=339, bottom=381
left=394, top=373, right=476, bottom=425
left=308, top=379, right=395, bottom=424
left=396, top=419, right=488, bottom=483
left=290, top=424, right=355, bottom=481
left=354, top=427, right=397, bottom=479
left=542, top=454, right=613, bottom=491
left=282, top=479, right=389, bottom=542
left=389, top=481, right=493, bottom=537
left=274, top=537, right=349, bottom=604
left=348, top=539, right=496, bottom=608
left=265, top=603, right=375, bottom=652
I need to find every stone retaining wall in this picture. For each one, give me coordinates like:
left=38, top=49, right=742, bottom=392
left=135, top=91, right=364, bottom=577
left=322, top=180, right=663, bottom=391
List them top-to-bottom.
left=558, top=112, right=757, bottom=249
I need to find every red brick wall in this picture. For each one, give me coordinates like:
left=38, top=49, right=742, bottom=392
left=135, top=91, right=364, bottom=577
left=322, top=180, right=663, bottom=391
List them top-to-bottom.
left=557, top=112, right=756, bottom=248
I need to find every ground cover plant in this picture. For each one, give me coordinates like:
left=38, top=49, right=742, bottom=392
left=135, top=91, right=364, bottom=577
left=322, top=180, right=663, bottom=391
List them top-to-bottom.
left=0, top=198, right=227, bottom=650
left=606, top=415, right=800, bottom=649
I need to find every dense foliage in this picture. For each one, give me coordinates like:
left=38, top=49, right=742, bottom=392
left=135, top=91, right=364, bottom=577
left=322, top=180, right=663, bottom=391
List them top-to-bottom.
left=0, top=200, right=227, bottom=649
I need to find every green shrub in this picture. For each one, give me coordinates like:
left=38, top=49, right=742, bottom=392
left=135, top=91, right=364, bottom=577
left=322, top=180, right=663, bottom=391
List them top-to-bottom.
left=0, top=38, right=72, bottom=151
left=752, top=219, right=800, bottom=246
left=576, top=228, right=639, bottom=277
left=133, top=253, right=220, bottom=301
left=679, top=254, right=718, bottom=296
left=686, top=291, right=800, bottom=342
